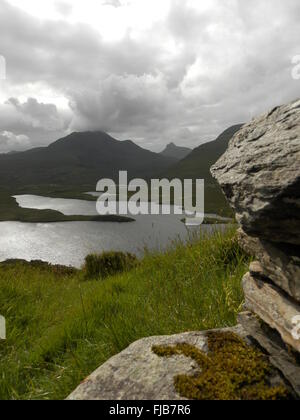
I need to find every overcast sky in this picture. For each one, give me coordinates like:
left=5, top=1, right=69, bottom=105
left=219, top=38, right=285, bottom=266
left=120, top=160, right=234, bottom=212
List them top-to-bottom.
left=0, top=0, right=299, bottom=153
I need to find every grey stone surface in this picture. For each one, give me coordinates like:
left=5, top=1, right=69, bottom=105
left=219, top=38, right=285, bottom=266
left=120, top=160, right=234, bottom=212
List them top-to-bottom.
left=211, top=99, right=300, bottom=245
left=211, top=99, right=300, bottom=391
left=238, top=228, right=300, bottom=302
left=243, top=273, right=300, bottom=353
left=238, top=311, right=300, bottom=398
left=67, top=326, right=247, bottom=400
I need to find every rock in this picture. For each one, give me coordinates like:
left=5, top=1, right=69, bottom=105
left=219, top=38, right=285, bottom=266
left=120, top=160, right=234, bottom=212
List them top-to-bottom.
left=210, top=98, right=300, bottom=392
left=211, top=98, right=300, bottom=245
left=238, top=229, right=300, bottom=302
left=249, top=261, right=266, bottom=278
left=243, top=273, right=300, bottom=353
left=238, top=311, right=300, bottom=398
left=67, top=326, right=248, bottom=400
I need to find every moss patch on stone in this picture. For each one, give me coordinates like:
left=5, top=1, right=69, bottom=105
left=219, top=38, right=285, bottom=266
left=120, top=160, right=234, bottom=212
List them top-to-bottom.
left=152, top=331, right=290, bottom=400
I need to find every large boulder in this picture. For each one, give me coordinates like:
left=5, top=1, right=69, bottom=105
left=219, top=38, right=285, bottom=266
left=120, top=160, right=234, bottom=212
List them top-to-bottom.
left=211, top=99, right=300, bottom=245
left=211, top=99, right=300, bottom=396
left=67, top=326, right=289, bottom=400
left=67, top=328, right=239, bottom=400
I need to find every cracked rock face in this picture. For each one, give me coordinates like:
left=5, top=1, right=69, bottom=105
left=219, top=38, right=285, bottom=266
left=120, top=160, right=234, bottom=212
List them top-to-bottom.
left=211, top=99, right=300, bottom=245
left=212, top=99, right=300, bottom=397
left=237, top=228, right=300, bottom=302
left=242, top=273, right=300, bottom=353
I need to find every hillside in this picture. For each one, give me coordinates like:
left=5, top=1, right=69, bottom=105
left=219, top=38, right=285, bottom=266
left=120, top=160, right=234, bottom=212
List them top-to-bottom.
left=161, top=125, right=243, bottom=215
left=162, top=125, right=243, bottom=181
left=0, top=127, right=243, bottom=217
left=0, top=131, right=177, bottom=190
left=160, top=142, right=192, bottom=160
left=0, top=228, right=249, bottom=400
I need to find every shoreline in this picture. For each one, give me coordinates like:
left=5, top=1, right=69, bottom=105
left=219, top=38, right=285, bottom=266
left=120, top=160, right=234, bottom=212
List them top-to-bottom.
left=0, top=189, right=134, bottom=223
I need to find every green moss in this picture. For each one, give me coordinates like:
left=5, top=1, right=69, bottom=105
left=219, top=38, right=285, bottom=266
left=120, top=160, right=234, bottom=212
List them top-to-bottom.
left=152, top=331, right=290, bottom=400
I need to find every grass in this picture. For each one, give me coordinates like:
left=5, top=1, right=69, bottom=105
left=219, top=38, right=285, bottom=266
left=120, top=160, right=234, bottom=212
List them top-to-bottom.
left=0, top=227, right=250, bottom=400
left=83, top=252, right=138, bottom=279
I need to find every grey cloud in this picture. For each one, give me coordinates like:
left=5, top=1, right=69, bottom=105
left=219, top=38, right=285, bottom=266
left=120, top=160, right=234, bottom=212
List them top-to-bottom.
left=0, top=0, right=299, bottom=152
left=0, top=97, right=71, bottom=152
left=6, top=97, right=67, bottom=131
left=0, top=131, right=30, bottom=153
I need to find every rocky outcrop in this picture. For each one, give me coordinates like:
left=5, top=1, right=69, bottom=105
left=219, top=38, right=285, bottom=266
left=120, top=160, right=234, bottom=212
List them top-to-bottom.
left=212, top=98, right=300, bottom=397
left=211, top=99, right=300, bottom=245
left=238, top=229, right=300, bottom=302
left=243, top=273, right=300, bottom=352
left=238, top=312, right=300, bottom=397
left=67, top=326, right=288, bottom=400
left=67, top=327, right=243, bottom=400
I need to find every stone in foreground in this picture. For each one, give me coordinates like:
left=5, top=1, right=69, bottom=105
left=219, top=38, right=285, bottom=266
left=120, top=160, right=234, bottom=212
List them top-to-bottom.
left=211, top=99, right=300, bottom=245
left=68, top=325, right=282, bottom=400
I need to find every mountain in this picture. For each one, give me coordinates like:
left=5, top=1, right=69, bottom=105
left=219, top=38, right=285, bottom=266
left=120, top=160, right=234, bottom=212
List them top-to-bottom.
left=161, top=124, right=244, bottom=215
left=162, top=125, right=243, bottom=181
left=0, top=127, right=243, bottom=215
left=0, top=131, right=177, bottom=190
left=160, top=143, right=192, bottom=160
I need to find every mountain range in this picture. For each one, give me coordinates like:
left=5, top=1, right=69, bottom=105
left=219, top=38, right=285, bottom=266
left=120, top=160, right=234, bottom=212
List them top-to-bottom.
left=0, top=125, right=243, bottom=214
left=0, top=131, right=176, bottom=189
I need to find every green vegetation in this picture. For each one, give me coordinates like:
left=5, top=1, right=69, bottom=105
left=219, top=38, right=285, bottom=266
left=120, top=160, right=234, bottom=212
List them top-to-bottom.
left=162, top=125, right=243, bottom=217
left=0, top=184, right=232, bottom=224
left=182, top=216, right=234, bottom=225
left=0, top=228, right=250, bottom=400
left=83, top=252, right=137, bottom=279
left=0, top=259, right=78, bottom=277
left=153, top=331, right=289, bottom=400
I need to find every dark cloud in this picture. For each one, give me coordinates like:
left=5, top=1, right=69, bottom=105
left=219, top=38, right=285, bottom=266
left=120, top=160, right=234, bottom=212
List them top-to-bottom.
left=0, top=0, right=299, bottom=153
left=0, top=97, right=71, bottom=151
left=6, top=97, right=67, bottom=131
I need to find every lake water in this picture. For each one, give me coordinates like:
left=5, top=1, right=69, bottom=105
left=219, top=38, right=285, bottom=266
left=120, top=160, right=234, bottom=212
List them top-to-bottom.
left=0, top=195, right=227, bottom=268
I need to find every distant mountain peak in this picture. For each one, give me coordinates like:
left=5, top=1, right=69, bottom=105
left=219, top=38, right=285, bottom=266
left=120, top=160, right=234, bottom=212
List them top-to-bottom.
left=162, top=124, right=243, bottom=181
left=0, top=130, right=177, bottom=188
left=160, top=143, right=192, bottom=160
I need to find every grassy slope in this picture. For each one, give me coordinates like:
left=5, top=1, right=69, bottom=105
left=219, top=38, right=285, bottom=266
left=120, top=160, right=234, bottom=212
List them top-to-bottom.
left=0, top=228, right=250, bottom=400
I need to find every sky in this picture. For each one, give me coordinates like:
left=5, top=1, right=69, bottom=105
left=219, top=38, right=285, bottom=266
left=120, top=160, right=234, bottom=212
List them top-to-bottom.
left=0, top=0, right=299, bottom=153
